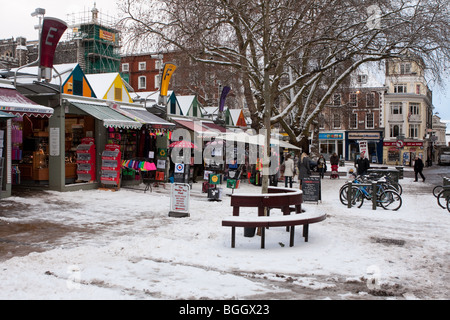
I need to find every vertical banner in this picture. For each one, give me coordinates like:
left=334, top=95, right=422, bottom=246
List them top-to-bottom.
left=39, top=17, right=68, bottom=69
left=160, top=63, right=177, bottom=97
left=219, top=86, right=231, bottom=112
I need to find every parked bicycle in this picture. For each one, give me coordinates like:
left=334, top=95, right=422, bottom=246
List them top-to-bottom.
left=434, top=185, right=450, bottom=213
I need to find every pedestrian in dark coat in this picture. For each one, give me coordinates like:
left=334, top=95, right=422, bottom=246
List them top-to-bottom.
left=297, top=152, right=311, bottom=187
left=355, top=152, right=370, bottom=176
left=414, top=156, right=426, bottom=182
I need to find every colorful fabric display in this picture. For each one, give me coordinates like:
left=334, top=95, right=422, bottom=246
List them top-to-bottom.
left=121, top=160, right=157, bottom=171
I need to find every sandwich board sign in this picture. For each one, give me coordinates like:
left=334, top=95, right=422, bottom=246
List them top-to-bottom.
left=169, top=183, right=190, bottom=218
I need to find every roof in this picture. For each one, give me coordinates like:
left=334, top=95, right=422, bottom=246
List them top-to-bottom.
left=85, top=73, right=121, bottom=98
left=0, top=85, right=53, bottom=118
left=176, top=95, right=196, bottom=116
left=112, top=105, right=175, bottom=128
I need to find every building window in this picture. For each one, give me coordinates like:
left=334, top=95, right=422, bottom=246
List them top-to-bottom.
left=155, top=60, right=162, bottom=70
left=138, top=62, right=146, bottom=71
left=122, top=63, right=129, bottom=72
left=400, top=63, right=411, bottom=74
left=155, top=74, right=161, bottom=89
left=357, top=74, right=368, bottom=84
left=138, top=76, right=147, bottom=90
left=394, top=84, right=407, bottom=93
left=416, top=84, right=421, bottom=94
left=114, top=87, right=122, bottom=101
left=349, top=93, right=357, bottom=107
left=366, top=93, right=375, bottom=107
left=332, top=94, right=341, bottom=106
left=390, top=102, right=403, bottom=115
left=409, top=103, right=420, bottom=115
left=349, top=113, right=358, bottom=129
left=366, top=113, right=374, bottom=129
left=332, top=114, right=341, bottom=129
left=319, top=115, right=325, bottom=129
left=390, top=124, right=403, bottom=138
left=409, top=124, right=420, bottom=139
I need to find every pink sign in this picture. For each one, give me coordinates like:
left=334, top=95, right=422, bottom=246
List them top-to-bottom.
left=39, top=17, right=68, bottom=68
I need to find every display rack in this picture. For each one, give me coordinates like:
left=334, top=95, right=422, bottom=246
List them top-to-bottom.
left=76, top=138, right=96, bottom=182
left=100, top=144, right=121, bottom=190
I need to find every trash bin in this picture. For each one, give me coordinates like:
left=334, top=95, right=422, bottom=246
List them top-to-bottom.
left=244, top=227, right=256, bottom=238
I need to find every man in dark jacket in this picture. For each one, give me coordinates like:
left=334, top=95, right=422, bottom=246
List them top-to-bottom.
left=355, top=152, right=370, bottom=176
left=414, top=156, right=425, bottom=182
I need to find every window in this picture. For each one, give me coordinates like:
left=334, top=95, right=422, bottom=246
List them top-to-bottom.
left=155, top=60, right=162, bottom=70
left=138, top=62, right=146, bottom=71
left=122, top=63, right=129, bottom=72
left=400, top=63, right=411, bottom=74
left=155, top=74, right=161, bottom=89
left=357, top=74, right=368, bottom=84
left=138, top=76, right=146, bottom=90
left=394, top=84, right=407, bottom=93
left=416, top=84, right=421, bottom=95
left=114, top=87, right=122, bottom=101
left=349, top=93, right=357, bottom=107
left=366, top=93, right=375, bottom=107
left=332, top=94, right=341, bottom=106
left=390, top=102, right=403, bottom=115
left=409, top=103, right=420, bottom=115
left=349, top=113, right=358, bottom=129
left=366, top=113, right=374, bottom=129
left=332, top=114, right=341, bottom=129
left=319, top=115, right=325, bottom=129
left=390, top=124, right=403, bottom=138
left=409, top=124, right=420, bottom=139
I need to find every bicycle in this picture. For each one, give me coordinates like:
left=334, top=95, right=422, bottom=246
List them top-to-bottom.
left=345, top=178, right=402, bottom=211
left=436, top=188, right=450, bottom=212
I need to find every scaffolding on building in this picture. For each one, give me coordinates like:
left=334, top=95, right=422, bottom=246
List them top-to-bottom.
left=65, top=4, right=121, bottom=74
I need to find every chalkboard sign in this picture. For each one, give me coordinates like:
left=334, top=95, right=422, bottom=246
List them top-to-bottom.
left=302, top=177, right=321, bottom=203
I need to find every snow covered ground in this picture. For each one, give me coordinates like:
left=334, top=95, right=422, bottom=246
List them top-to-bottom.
left=0, top=166, right=449, bottom=300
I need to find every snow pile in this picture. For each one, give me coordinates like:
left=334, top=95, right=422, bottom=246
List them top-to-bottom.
left=0, top=173, right=449, bottom=300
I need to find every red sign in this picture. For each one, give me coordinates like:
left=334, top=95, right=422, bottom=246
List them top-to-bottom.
left=39, top=17, right=68, bottom=68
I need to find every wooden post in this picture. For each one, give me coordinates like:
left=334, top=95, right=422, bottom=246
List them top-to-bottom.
left=372, top=182, right=377, bottom=210
left=347, top=183, right=353, bottom=208
left=290, top=226, right=295, bottom=247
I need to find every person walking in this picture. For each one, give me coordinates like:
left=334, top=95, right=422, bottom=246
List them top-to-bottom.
left=297, top=152, right=311, bottom=188
left=355, top=152, right=370, bottom=176
left=282, top=154, right=295, bottom=188
left=317, top=154, right=327, bottom=179
left=414, top=156, right=426, bottom=182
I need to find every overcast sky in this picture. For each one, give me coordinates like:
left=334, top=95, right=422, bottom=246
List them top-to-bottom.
left=1, top=1, right=448, bottom=126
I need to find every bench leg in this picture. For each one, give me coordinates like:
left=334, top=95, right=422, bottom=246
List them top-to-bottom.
left=303, top=224, right=309, bottom=242
left=290, top=226, right=295, bottom=247
left=231, top=227, right=236, bottom=248
left=261, top=227, right=265, bottom=249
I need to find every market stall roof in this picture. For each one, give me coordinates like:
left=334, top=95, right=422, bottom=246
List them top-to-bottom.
left=0, top=82, right=54, bottom=118
left=67, top=99, right=142, bottom=130
left=112, top=105, right=175, bottom=129
left=0, top=110, right=16, bottom=119
left=171, top=118, right=214, bottom=134
left=202, top=121, right=227, bottom=133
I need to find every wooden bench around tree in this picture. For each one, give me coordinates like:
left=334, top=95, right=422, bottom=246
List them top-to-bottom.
left=223, top=187, right=326, bottom=248
left=222, top=212, right=327, bottom=248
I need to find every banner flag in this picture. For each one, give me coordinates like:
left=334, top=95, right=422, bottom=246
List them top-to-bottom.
left=39, top=17, right=68, bottom=69
left=160, top=63, right=177, bottom=97
left=219, top=86, right=231, bottom=112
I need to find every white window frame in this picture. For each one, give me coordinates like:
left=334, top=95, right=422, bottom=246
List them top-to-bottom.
left=138, top=62, right=147, bottom=71
left=122, top=63, right=129, bottom=72
left=400, top=63, right=411, bottom=74
left=154, top=74, right=161, bottom=89
left=138, top=76, right=147, bottom=90
left=394, top=84, right=407, bottom=93
left=349, top=93, right=357, bottom=107
left=366, top=93, right=375, bottom=107
left=332, top=94, right=341, bottom=106
left=390, top=102, right=403, bottom=115
left=409, top=103, right=420, bottom=115
left=332, top=113, right=341, bottom=129
left=349, top=113, right=358, bottom=129
left=366, top=113, right=374, bottom=129
left=390, top=124, right=403, bottom=138
left=409, top=124, right=420, bottom=139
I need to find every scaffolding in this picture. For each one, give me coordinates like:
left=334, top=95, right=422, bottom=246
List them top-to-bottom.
left=65, top=4, right=121, bottom=74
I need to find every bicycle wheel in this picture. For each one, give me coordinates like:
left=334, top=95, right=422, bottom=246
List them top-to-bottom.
left=339, top=184, right=350, bottom=205
left=433, top=186, right=443, bottom=198
left=351, top=187, right=365, bottom=208
left=379, top=190, right=402, bottom=211
left=437, top=190, right=447, bottom=209
left=447, top=197, right=450, bottom=213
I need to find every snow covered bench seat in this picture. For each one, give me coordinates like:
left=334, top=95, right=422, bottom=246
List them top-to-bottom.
left=230, top=186, right=303, bottom=217
left=222, top=212, right=327, bottom=249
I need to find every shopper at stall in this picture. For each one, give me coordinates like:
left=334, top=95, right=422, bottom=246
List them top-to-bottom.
left=297, top=152, right=311, bottom=188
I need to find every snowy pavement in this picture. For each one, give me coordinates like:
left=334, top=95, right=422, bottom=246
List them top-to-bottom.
left=0, top=168, right=449, bottom=300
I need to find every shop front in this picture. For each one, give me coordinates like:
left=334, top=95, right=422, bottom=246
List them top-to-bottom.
left=0, top=80, right=54, bottom=197
left=346, top=131, right=384, bottom=164
left=318, top=132, right=344, bottom=160
left=383, top=141, right=425, bottom=166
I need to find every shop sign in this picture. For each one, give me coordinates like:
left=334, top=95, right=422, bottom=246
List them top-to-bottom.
left=39, top=17, right=68, bottom=69
left=49, top=127, right=60, bottom=156
left=348, top=132, right=381, bottom=140
left=319, top=133, right=344, bottom=140
left=384, top=141, right=423, bottom=147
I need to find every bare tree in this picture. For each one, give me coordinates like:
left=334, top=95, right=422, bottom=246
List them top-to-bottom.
left=119, top=0, right=450, bottom=193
